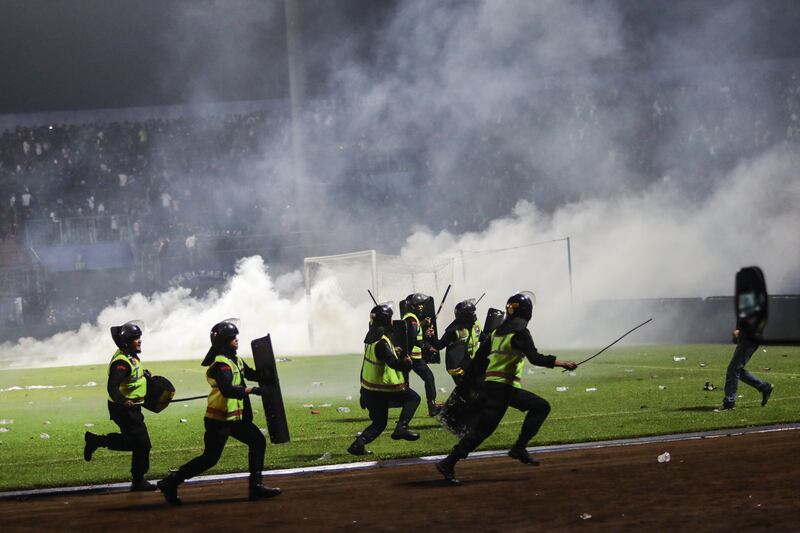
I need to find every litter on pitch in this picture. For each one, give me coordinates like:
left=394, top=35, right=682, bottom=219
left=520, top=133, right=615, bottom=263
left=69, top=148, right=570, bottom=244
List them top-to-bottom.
left=672, top=356, right=686, bottom=362
left=556, top=386, right=568, bottom=392
left=585, top=387, right=597, bottom=392
left=336, top=407, right=351, bottom=413
left=0, top=428, right=9, bottom=433
left=39, top=433, right=50, bottom=439
left=316, top=451, right=332, bottom=461
left=657, top=452, right=671, bottom=463
left=580, top=513, right=592, bottom=520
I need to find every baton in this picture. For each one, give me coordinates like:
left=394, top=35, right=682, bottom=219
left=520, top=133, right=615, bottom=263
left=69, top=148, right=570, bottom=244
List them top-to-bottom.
left=435, top=284, right=452, bottom=319
left=367, top=289, right=379, bottom=306
left=474, top=292, right=486, bottom=306
left=563, top=318, right=653, bottom=372
left=170, top=395, right=206, bottom=403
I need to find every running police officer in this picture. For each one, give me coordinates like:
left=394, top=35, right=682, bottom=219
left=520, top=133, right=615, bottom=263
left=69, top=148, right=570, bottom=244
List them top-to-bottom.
left=436, top=292, right=577, bottom=485
left=403, top=293, right=442, bottom=416
left=430, top=299, right=483, bottom=385
left=348, top=303, right=421, bottom=455
left=157, top=320, right=281, bottom=505
left=84, top=321, right=156, bottom=491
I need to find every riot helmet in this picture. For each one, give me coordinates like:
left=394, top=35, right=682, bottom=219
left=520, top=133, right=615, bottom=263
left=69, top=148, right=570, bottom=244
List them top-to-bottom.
left=505, top=291, right=535, bottom=321
left=408, top=293, right=429, bottom=315
left=454, top=298, right=477, bottom=323
left=370, top=302, right=394, bottom=329
left=202, top=318, right=240, bottom=365
left=210, top=319, right=239, bottom=348
left=111, top=320, right=144, bottom=353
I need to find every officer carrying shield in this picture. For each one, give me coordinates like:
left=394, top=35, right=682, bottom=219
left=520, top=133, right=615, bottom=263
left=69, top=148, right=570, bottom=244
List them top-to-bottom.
left=435, top=292, right=577, bottom=485
left=403, top=293, right=443, bottom=416
left=430, top=299, right=483, bottom=385
left=348, top=303, right=421, bottom=455
left=157, top=320, right=281, bottom=505
left=83, top=321, right=156, bottom=492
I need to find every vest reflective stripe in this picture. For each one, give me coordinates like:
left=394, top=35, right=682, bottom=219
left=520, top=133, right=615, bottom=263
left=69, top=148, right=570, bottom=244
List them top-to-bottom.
left=402, top=311, right=423, bottom=358
left=456, top=322, right=483, bottom=359
left=485, top=332, right=525, bottom=388
left=361, top=336, right=406, bottom=392
left=107, top=350, right=147, bottom=403
left=205, top=355, right=245, bottom=421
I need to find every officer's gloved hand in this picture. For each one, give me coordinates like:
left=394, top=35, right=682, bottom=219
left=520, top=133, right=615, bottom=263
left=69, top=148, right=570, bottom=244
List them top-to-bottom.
left=249, top=386, right=264, bottom=396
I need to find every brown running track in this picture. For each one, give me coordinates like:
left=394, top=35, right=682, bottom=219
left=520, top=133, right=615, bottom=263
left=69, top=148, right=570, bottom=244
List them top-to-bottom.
left=2, top=429, right=798, bottom=532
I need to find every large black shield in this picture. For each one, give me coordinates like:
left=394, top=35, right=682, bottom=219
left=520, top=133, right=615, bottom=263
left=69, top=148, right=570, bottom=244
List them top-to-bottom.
left=735, top=266, right=768, bottom=326
left=483, top=308, right=505, bottom=335
left=390, top=319, right=411, bottom=357
left=251, top=335, right=290, bottom=444
left=436, top=383, right=485, bottom=437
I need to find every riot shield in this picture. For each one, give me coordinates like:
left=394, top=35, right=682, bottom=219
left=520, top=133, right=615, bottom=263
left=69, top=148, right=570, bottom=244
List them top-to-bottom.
left=735, top=266, right=768, bottom=326
left=418, top=295, right=440, bottom=364
left=483, top=308, right=505, bottom=335
left=390, top=319, right=411, bottom=357
left=251, top=335, right=290, bottom=444
left=444, top=342, right=467, bottom=376
left=143, top=374, right=175, bottom=413
left=436, top=383, right=485, bottom=437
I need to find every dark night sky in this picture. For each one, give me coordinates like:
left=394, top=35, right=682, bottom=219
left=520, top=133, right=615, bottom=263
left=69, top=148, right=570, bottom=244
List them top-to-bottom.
left=0, top=0, right=290, bottom=113
left=1, top=0, right=799, bottom=115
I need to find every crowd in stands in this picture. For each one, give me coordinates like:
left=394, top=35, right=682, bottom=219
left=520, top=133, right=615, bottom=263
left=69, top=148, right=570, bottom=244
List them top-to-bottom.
left=1, top=62, right=800, bottom=338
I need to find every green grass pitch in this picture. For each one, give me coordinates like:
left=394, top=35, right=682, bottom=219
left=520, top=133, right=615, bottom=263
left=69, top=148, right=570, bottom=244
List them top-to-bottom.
left=1, top=344, right=798, bottom=491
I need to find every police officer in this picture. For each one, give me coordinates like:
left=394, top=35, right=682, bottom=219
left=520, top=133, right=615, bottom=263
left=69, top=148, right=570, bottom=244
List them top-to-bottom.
left=435, top=292, right=577, bottom=485
left=403, top=293, right=442, bottom=416
left=430, top=299, right=483, bottom=385
left=348, top=303, right=421, bottom=455
left=157, top=320, right=281, bottom=505
left=83, top=321, right=156, bottom=491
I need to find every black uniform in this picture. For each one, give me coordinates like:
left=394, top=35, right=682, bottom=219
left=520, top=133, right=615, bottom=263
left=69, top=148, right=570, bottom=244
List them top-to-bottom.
left=404, top=313, right=439, bottom=413
left=436, top=319, right=559, bottom=483
left=348, top=326, right=421, bottom=455
left=174, top=357, right=266, bottom=482
left=91, top=358, right=152, bottom=485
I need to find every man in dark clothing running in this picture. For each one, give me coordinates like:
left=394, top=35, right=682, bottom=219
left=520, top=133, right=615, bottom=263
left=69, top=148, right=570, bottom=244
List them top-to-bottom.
left=436, top=292, right=577, bottom=485
left=348, top=303, right=421, bottom=456
left=157, top=320, right=281, bottom=505
left=84, top=321, right=157, bottom=492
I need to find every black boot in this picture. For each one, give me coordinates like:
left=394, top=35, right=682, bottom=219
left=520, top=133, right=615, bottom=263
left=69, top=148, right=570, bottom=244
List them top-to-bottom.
left=428, top=400, right=443, bottom=417
left=391, top=424, right=420, bottom=441
left=83, top=432, right=100, bottom=462
left=347, top=436, right=373, bottom=456
left=508, top=445, right=540, bottom=466
left=436, top=455, right=460, bottom=486
left=157, top=473, right=182, bottom=506
left=249, top=475, right=282, bottom=501
left=131, top=477, right=157, bottom=492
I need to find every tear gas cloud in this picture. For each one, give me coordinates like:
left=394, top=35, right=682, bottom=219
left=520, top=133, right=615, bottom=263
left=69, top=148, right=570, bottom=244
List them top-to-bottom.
left=2, top=0, right=799, bottom=367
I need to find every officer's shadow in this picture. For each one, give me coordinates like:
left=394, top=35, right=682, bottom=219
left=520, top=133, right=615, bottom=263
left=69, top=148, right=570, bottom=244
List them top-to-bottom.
left=401, top=475, right=530, bottom=488
left=105, top=496, right=248, bottom=512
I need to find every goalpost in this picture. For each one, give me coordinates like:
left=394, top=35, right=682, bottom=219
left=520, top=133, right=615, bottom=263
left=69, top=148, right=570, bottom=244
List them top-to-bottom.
left=303, top=249, right=455, bottom=307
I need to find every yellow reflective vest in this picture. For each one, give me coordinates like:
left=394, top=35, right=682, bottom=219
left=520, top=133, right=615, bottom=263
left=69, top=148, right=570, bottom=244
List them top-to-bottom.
left=402, top=311, right=423, bottom=358
left=484, top=331, right=525, bottom=388
left=360, top=335, right=406, bottom=392
left=107, top=350, right=147, bottom=404
left=205, top=355, right=245, bottom=421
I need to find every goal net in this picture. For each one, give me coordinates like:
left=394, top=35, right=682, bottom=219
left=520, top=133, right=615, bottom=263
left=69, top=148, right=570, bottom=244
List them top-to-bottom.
left=303, top=249, right=455, bottom=308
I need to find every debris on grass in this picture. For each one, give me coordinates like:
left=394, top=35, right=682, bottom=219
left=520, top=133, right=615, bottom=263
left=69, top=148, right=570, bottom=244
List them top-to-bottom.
left=672, top=356, right=686, bottom=361
left=699, top=362, right=707, bottom=367
left=80, top=382, right=97, bottom=387
left=704, top=382, right=717, bottom=391
left=658, top=385, right=667, bottom=390
left=556, top=386, right=568, bottom=392
left=585, top=387, right=597, bottom=392
left=336, top=407, right=351, bottom=413
left=310, top=409, right=320, bottom=415
left=179, top=418, right=188, bottom=423
left=84, top=423, right=94, bottom=428
left=0, top=428, right=9, bottom=433
left=39, top=433, right=50, bottom=439
left=316, top=451, right=332, bottom=461
left=657, top=452, right=671, bottom=463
